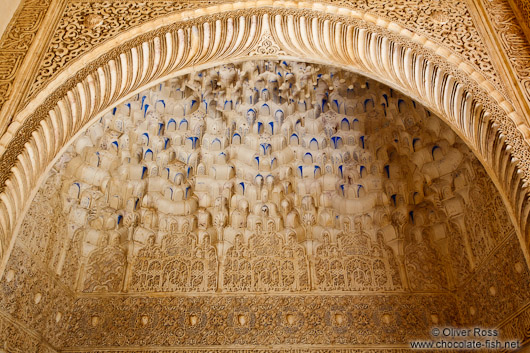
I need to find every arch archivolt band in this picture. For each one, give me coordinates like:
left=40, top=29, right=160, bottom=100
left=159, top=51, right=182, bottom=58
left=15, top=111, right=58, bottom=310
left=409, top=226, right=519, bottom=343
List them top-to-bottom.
left=0, top=2, right=529, bottom=273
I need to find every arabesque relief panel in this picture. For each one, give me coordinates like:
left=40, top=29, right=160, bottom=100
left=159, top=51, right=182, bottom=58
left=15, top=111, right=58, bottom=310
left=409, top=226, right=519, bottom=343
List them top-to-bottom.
left=26, top=0, right=505, bottom=104
left=0, top=244, right=74, bottom=348
left=65, top=294, right=458, bottom=348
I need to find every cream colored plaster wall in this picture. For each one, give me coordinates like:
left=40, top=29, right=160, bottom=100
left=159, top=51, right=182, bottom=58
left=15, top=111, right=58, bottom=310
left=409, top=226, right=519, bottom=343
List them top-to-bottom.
left=0, top=0, right=22, bottom=38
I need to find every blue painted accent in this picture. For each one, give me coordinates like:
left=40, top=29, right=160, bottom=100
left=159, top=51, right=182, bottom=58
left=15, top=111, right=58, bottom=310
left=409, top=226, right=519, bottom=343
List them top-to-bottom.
left=382, top=94, right=388, bottom=106
left=364, top=98, right=373, bottom=112
left=398, top=99, right=405, bottom=113
left=112, top=107, right=117, bottom=115
left=341, top=118, right=350, bottom=130
left=268, top=122, right=274, bottom=134
left=187, top=136, right=199, bottom=149
left=331, top=136, right=341, bottom=148
left=360, top=136, right=365, bottom=149
left=413, top=138, right=420, bottom=151
left=260, top=143, right=271, bottom=155
left=432, top=145, right=440, bottom=157
left=145, top=149, right=153, bottom=159
left=384, top=165, right=390, bottom=178
left=141, top=166, right=148, bottom=179
left=73, top=183, right=81, bottom=198
left=357, top=185, right=363, bottom=197
left=391, top=194, right=397, bottom=205
left=117, top=215, right=123, bottom=225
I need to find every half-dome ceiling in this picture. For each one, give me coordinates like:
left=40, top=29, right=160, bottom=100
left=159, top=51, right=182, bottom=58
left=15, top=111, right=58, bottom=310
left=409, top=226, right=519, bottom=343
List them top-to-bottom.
left=7, top=59, right=527, bottom=351
left=20, top=60, right=512, bottom=295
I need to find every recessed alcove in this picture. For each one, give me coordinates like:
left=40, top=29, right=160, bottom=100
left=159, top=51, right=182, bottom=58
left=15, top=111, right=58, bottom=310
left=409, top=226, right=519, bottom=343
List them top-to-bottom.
left=2, top=60, right=528, bottom=351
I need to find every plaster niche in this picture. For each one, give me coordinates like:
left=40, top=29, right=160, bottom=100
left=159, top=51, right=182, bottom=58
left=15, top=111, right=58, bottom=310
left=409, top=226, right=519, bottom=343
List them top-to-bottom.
left=6, top=59, right=524, bottom=350
left=19, top=60, right=512, bottom=296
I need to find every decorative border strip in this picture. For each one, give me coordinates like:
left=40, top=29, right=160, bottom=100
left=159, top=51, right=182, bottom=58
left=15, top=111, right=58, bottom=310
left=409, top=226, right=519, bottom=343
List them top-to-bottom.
left=0, top=0, right=52, bottom=114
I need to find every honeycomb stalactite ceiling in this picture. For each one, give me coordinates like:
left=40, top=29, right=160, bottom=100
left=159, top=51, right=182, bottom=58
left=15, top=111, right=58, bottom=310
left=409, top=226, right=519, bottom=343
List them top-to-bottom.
left=2, top=0, right=530, bottom=348
left=5, top=60, right=526, bottom=351
left=24, top=60, right=512, bottom=296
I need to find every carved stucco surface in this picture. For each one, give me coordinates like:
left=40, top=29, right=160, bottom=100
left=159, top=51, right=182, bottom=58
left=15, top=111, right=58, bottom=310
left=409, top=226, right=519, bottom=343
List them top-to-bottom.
left=0, top=0, right=52, bottom=111
left=0, top=0, right=23, bottom=39
left=0, top=0, right=514, bottom=123
left=3, top=0, right=528, bottom=284
left=25, top=0, right=505, bottom=104
left=480, top=0, right=530, bottom=105
left=2, top=61, right=529, bottom=351
left=27, top=61, right=514, bottom=296
left=65, top=294, right=459, bottom=347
